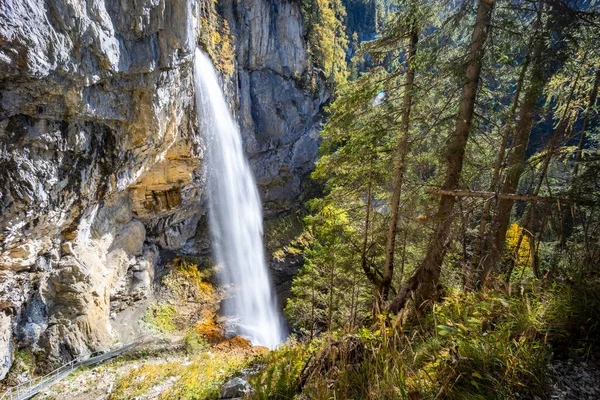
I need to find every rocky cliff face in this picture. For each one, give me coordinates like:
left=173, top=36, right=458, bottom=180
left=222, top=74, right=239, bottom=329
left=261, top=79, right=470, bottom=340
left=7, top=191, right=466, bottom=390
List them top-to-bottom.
left=0, top=0, right=328, bottom=380
left=0, top=0, right=202, bottom=379
left=219, top=0, right=329, bottom=213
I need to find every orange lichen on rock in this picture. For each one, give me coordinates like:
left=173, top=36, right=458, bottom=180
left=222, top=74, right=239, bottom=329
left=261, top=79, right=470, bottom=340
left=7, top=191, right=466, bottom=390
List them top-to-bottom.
left=195, top=317, right=226, bottom=344
left=214, top=336, right=270, bottom=356
left=215, top=336, right=251, bottom=350
left=249, top=345, right=270, bottom=355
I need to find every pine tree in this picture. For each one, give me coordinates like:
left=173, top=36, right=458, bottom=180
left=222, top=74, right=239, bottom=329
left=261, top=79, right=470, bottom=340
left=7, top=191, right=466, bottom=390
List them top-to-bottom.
left=389, top=0, right=495, bottom=314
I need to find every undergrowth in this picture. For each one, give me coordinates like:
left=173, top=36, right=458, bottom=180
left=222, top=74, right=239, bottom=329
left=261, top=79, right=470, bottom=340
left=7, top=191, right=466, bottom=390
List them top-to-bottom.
left=264, top=213, right=311, bottom=261
left=143, top=258, right=218, bottom=335
left=163, top=258, right=216, bottom=304
left=248, top=284, right=600, bottom=400
left=143, top=304, right=177, bottom=333
left=248, top=343, right=309, bottom=399
left=111, top=349, right=249, bottom=399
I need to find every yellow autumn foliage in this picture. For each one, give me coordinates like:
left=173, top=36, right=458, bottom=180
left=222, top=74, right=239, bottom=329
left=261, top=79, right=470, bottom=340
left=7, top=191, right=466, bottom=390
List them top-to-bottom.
left=505, top=223, right=532, bottom=269
left=111, top=349, right=249, bottom=399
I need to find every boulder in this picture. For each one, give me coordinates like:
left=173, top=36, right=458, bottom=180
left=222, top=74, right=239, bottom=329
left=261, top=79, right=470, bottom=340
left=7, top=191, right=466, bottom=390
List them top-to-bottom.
left=220, top=377, right=252, bottom=399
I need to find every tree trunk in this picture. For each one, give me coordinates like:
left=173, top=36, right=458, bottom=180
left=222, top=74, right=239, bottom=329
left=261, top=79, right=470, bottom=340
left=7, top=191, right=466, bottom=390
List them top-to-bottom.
left=388, top=0, right=494, bottom=315
left=478, top=11, right=546, bottom=287
left=380, top=26, right=418, bottom=303
left=467, top=39, right=532, bottom=289
left=482, top=43, right=586, bottom=286
left=560, top=67, right=600, bottom=245
left=573, top=68, right=599, bottom=177
left=361, top=158, right=381, bottom=289
left=427, top=189, right=588, bottom=206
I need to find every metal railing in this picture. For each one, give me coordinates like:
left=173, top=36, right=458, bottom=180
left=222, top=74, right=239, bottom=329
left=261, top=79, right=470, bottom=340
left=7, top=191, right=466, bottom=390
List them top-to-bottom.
left=0, top=337, right=144, bottom=400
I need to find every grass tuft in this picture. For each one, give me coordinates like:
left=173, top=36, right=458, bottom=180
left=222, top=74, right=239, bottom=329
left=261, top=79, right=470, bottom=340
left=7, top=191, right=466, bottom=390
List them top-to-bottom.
left=143, top=304, right=177, bottom=334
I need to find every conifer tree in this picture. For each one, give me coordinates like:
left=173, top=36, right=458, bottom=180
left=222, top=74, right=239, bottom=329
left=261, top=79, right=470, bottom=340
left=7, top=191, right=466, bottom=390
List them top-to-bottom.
left=389, top=0, right=495, bottom=314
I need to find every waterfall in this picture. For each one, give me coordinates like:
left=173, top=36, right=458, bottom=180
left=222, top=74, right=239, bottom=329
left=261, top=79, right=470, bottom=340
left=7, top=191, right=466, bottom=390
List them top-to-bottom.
left=193, top=49, right=285, bottom=349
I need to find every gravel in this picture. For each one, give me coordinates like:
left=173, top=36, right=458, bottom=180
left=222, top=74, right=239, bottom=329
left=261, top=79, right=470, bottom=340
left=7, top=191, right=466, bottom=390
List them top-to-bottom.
left=549, top=353, right=600, bottom=400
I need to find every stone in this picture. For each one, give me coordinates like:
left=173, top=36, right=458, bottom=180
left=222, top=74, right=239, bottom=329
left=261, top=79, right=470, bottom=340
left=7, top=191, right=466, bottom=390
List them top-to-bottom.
left=0, top=0, right=201, bottom=375
left=111, top=220, right=146, bottom=257
left=0, top=312, right=13, bottom=380
left=220, top=377, right=252, bottom=398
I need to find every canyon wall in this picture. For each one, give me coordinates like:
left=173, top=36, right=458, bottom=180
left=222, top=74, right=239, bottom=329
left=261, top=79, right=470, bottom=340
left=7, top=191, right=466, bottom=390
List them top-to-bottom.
left=0, top=0, right=328, bottom=379
left=219, top=0, right=329, bottom=213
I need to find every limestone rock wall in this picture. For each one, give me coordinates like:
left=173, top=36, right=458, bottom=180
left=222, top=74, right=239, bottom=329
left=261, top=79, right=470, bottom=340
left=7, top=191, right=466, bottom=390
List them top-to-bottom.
left=0, top=0, right=329, bottom=381
left=0, top=0, right=202, bottom=379
left=219, top=0, right=329, bottom=214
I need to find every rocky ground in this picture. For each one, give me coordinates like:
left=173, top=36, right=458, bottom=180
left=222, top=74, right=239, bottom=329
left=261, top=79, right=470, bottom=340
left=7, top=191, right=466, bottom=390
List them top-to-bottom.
left=25, top=256, right=268, bottom=400
left=36, top=337, right=262, bottom=400
left=37, top=341, right=180, bottom=400
left=549, top=352, right=600, bottom=400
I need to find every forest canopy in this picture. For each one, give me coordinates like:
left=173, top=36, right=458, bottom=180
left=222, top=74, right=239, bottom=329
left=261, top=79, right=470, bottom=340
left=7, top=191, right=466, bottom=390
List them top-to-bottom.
left=264, top=0, right=600, bottom=398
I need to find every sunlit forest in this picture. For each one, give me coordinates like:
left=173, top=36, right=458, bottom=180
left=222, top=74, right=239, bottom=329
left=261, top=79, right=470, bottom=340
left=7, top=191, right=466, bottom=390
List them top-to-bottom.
left=1, top=0, right=599, bottom=399
left=266, top=0, right=600, bottom=398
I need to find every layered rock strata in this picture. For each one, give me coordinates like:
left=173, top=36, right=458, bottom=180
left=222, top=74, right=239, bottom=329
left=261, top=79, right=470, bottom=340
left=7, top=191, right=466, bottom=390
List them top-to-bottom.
left=0, top=0, right=329, bottom=380
left=0, top=0, right=201, bottom=379
left=219, top=0, right=329, bottom=213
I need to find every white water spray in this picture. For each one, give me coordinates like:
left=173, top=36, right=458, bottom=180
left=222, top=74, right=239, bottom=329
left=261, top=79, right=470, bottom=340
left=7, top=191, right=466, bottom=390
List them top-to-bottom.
left=193, top=49, right=285, bottom=349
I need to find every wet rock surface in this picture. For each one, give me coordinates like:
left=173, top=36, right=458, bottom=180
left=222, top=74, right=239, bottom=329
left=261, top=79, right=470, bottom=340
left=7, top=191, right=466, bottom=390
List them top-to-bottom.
left=220, top=0, right=330, bottom=213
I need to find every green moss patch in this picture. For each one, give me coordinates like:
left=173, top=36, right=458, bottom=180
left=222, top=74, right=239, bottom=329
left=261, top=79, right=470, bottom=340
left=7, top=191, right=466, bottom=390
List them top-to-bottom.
left=143, top=304, right=177, bottom=333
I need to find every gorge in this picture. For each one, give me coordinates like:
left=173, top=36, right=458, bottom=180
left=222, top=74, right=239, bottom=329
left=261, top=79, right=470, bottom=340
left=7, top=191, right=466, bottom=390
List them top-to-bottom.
left=0, top=0, right=330, bottom=380
left=2, top=0, right=599, bottom=399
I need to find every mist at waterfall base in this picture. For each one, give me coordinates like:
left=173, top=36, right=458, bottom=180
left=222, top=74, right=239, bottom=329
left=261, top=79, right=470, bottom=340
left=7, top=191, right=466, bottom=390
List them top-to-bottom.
left=193, top=49, right=285, bottom=349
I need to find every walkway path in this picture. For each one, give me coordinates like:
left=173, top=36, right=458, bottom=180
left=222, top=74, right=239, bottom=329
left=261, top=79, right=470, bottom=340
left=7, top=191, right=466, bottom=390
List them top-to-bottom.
left=0, top=339, right=143, bottom=400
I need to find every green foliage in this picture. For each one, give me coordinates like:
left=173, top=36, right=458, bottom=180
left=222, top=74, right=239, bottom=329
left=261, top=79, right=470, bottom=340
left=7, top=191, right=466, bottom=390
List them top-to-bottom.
left=282, top=0, right=600, bottom=398
left=288, top=0, right=463, bottom=336
left=301, top=0, right=349, bottom=87
left=303, top=0, right=600, bottom=315
left=285, top=204, right=375, bottom=336
left=264, top=213, right=311, bottom=261
left=142, top=258, right=219, bottom=336
left=164, top=258, right=216, bottom=303
left=540, top=283, right=600, bottom=350
left=278, top=291, right=571, bottom=399
left=422, top=292, right=550, bottom=399
left=143, top=304, right=177, bottom=333
left=184, top=330, right=209, bottom=353
left=303, top=335, right=409, bottom=399
left=248, top=344, right=308, bottom=399
left=5, top=348, right=37, bottom=384
left=13, top=349, right=35, bottom=370
left=111, top=350, right=249, bottom=400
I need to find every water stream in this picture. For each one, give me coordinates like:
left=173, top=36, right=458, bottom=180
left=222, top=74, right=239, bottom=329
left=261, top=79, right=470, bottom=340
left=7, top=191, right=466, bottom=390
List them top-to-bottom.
left=193, top=49, right=285, bottom=349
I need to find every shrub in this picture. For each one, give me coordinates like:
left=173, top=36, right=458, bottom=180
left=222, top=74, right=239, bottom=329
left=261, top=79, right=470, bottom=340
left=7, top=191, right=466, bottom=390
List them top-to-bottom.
left=260, top=291, right=556, bottom=399
left=143, top=304, right=177, bottom=333
left=184, top=330, right=209, bottom=353
left=248, top=343, right=308, bottom=400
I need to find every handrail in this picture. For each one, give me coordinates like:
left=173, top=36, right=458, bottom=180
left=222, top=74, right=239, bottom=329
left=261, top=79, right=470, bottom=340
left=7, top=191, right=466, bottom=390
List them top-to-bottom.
left=0, top=336, right=145, bottom=400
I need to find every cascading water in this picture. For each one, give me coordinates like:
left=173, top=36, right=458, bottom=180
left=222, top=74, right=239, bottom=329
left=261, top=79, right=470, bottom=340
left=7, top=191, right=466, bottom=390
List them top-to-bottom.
left=193, top=49, right=285, bottom=349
